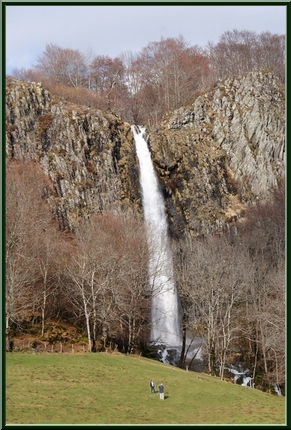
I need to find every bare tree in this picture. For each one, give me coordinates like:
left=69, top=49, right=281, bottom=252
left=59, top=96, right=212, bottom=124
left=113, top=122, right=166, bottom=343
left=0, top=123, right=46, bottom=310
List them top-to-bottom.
left=208, top=29, right=285, bottom=83
left=124, top=36, right=210, bottom=125
left=35, top=43, right=87, bottom=87
left=5, top=161, right=54, bottom=348
left=238, top=182, right=285, bottom=391
left=64, top=213, right=149, bottom=353
left=114, top=217, right=149, bottom=353
left=29, top=225, right=63, bottom=337
left=173, top=234, right=247, bottom=376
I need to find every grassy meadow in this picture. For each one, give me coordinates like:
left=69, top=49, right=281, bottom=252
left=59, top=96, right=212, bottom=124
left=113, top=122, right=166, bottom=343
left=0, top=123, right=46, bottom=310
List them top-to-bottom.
left=6, top=351, right=286, bottom=425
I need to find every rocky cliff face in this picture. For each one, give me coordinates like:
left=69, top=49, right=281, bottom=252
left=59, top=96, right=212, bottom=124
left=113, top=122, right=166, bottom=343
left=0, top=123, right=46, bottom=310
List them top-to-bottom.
left=5, top=71, right=285, bottom=235
left=148, top=71, right=285, bottom=237
left=6, top=77, right=142, bottom=230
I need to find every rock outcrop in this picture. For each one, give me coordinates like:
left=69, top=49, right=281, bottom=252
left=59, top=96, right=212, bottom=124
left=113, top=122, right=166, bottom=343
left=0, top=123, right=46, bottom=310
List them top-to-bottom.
left=5, top=71, right=285, bottom=236
left=148, top=71, right=285, bottom=236
left=5, top=77, right=141, bottom=230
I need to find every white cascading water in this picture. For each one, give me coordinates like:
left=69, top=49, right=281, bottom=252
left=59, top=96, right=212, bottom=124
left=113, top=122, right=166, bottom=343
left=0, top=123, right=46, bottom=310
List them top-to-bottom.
left=132, top=126, right=182, bottom=350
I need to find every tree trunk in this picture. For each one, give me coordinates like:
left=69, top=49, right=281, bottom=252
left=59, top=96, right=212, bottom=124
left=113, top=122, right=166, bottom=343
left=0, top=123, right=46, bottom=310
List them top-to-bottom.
left=41, top=272, right=48, bottom=337
left=82, top=288, right=91, bottom=352
left=179, top=311, right=187, bottom=368
left=6, top=313, right=11, bottom=352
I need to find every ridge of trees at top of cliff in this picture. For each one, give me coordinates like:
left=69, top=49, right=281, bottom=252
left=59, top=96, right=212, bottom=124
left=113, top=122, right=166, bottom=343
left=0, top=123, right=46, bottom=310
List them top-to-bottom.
left=12, top=30, right=285, bottom=126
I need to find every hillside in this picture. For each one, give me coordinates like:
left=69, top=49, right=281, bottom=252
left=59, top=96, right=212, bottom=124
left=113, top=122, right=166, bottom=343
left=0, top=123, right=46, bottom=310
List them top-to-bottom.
left=6, top=352, right=286, bottom=425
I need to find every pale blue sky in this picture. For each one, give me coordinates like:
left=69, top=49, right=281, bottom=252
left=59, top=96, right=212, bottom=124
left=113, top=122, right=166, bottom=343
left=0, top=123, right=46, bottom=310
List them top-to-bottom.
left=5, top=4, right=286, bottom=75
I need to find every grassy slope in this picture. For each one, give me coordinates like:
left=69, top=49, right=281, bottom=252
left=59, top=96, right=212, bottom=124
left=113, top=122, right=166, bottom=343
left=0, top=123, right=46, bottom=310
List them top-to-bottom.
left=6, top=352, right=286, bottom=425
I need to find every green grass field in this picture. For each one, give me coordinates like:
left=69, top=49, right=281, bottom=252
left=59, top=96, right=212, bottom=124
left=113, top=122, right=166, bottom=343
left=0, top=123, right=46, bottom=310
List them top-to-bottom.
left=5, top=352, right=286, bottom=425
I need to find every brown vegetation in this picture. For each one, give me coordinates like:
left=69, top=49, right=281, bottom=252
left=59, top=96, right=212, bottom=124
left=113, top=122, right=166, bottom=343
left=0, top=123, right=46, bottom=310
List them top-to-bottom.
left=11, top=30, right=285, bottom=126
left=6, top=160, right=149, bottom=355
left=172, top=180, right=285, bottom=393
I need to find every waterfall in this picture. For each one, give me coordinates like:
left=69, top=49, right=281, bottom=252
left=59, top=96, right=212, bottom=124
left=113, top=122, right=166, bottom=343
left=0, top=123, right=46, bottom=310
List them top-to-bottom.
left=132, top=125, right=182, bottom=350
